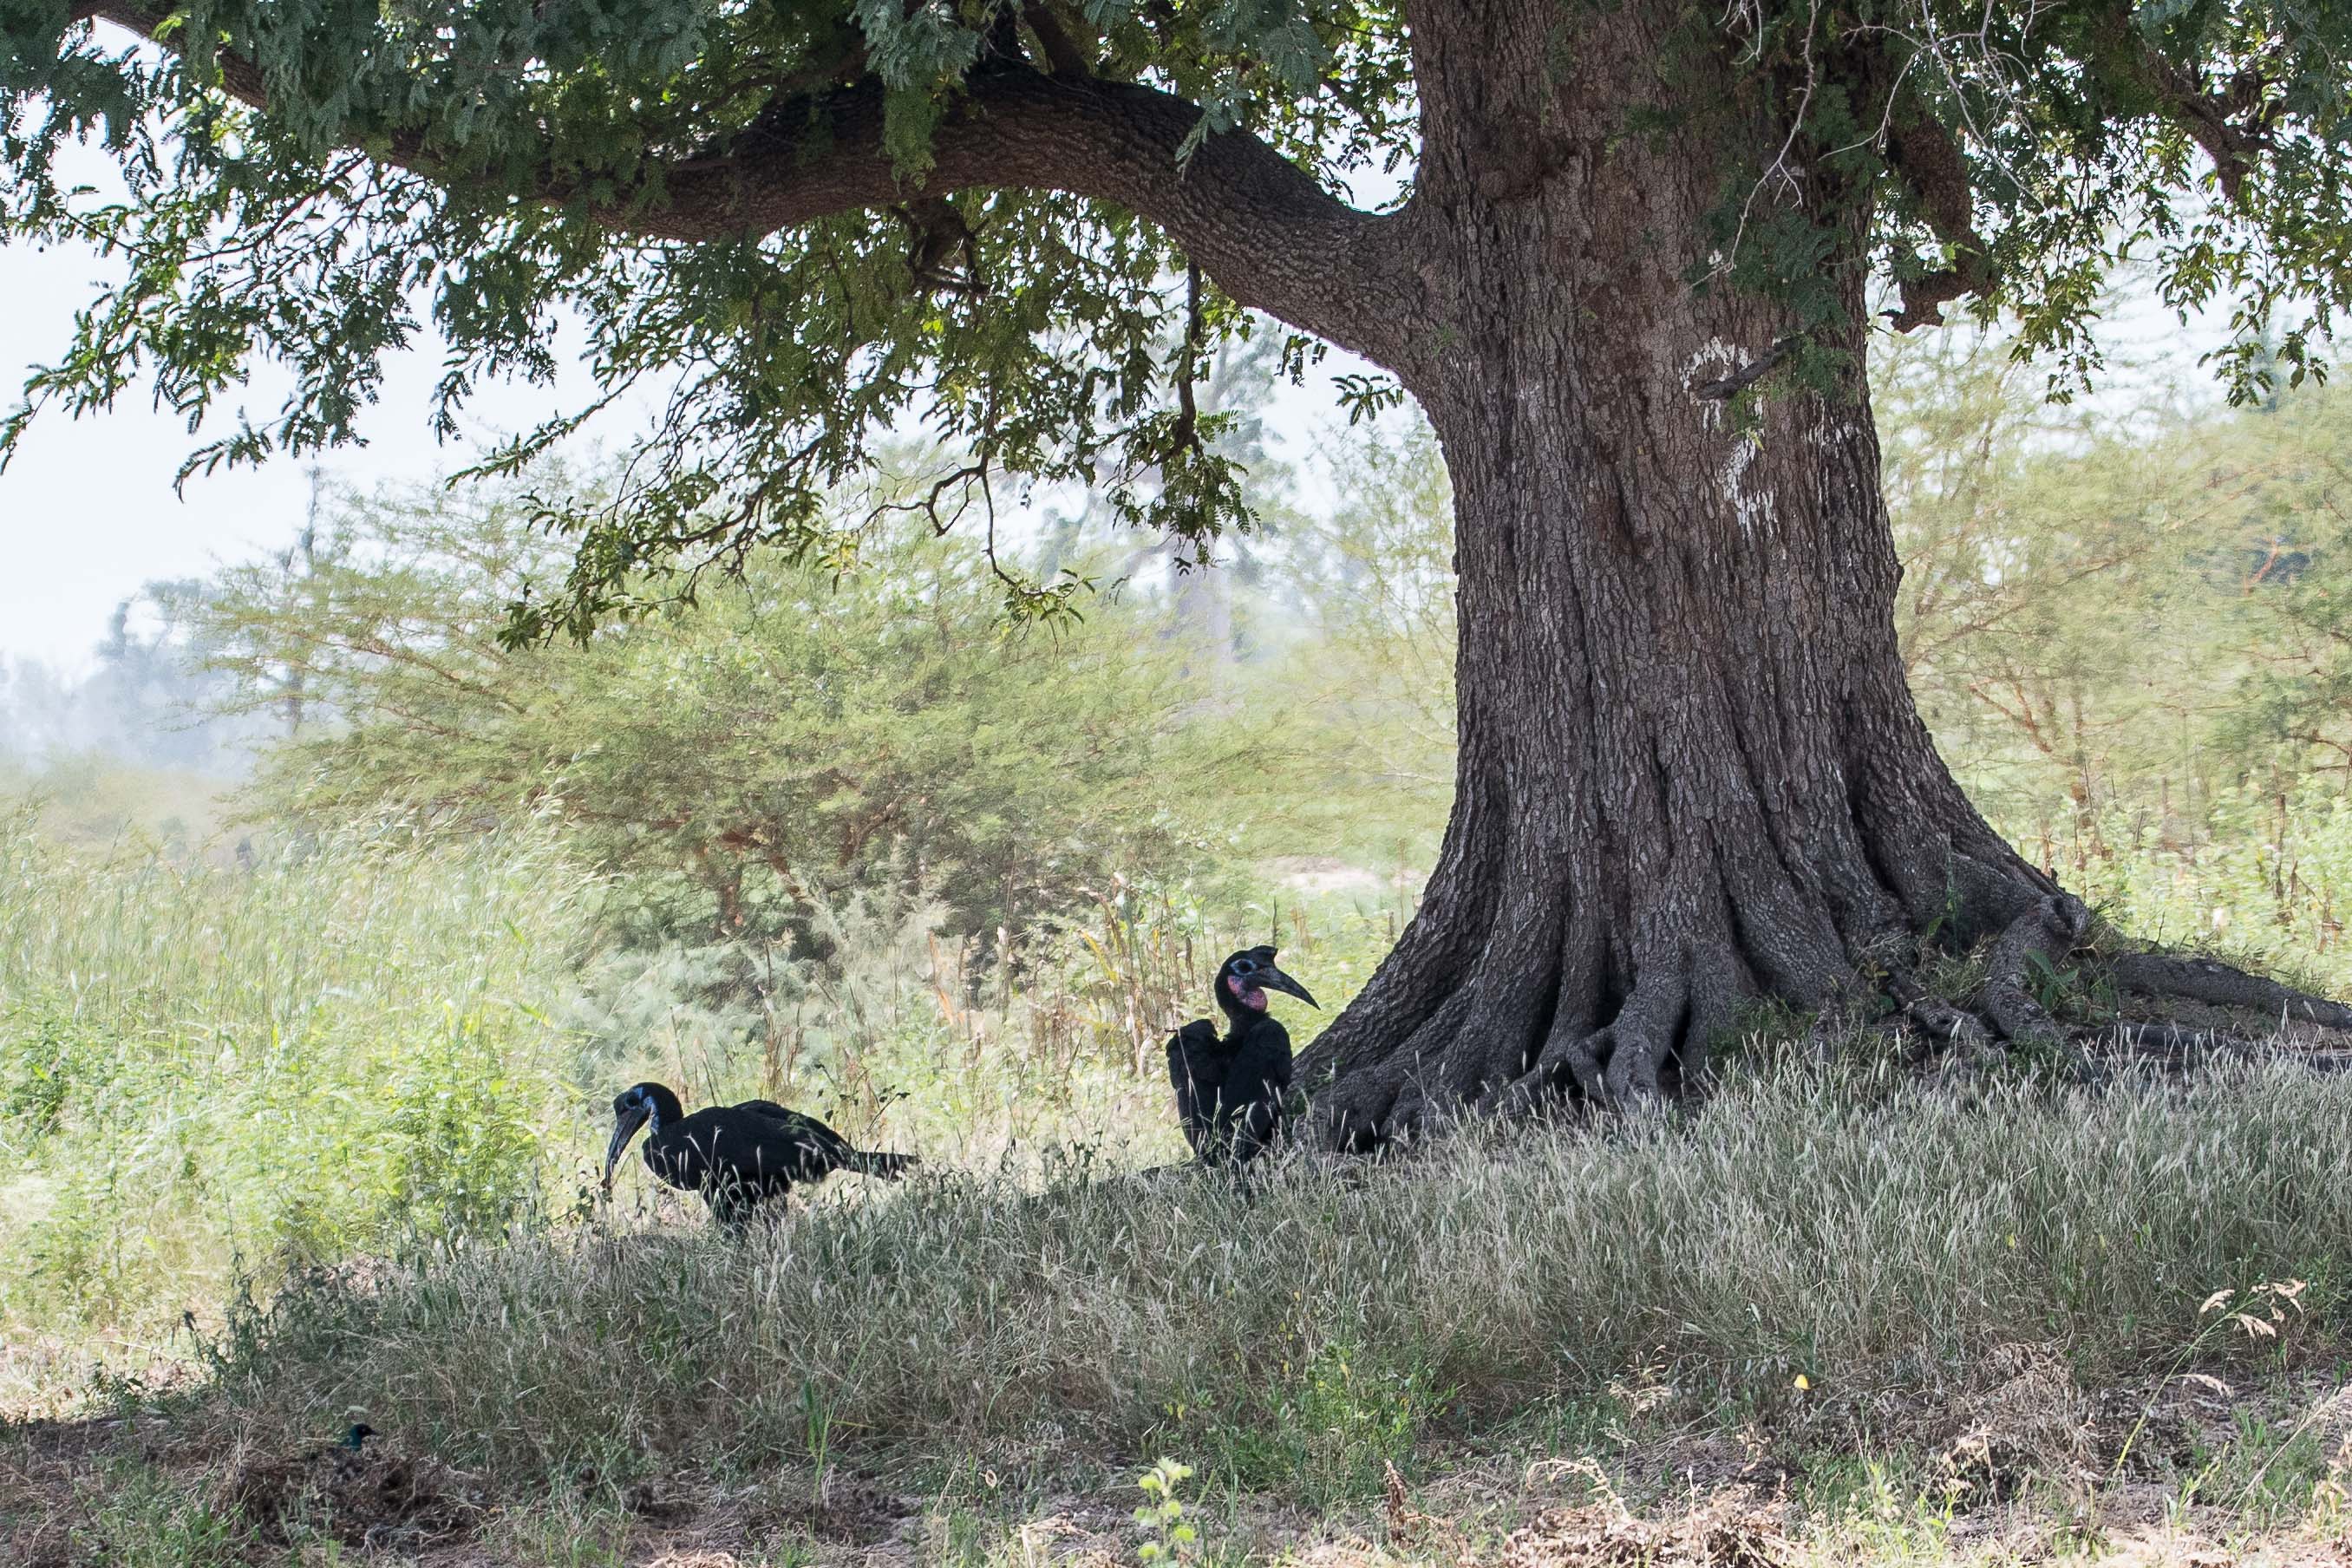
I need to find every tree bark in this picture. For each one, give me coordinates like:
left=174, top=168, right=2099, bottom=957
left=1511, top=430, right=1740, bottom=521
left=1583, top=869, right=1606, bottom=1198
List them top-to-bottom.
left=1296, top=0, right=2070, bottom=1143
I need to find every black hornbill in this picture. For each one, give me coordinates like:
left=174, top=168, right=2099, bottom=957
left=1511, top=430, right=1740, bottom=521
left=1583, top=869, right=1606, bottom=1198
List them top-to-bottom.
left=1166, top=945, right=1318, bottom=1166
left=601, top=1082, right=918, bottom=1228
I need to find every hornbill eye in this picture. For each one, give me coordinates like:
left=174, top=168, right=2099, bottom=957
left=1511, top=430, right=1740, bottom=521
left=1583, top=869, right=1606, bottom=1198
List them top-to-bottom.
left=1232, top=957, right=1258, bottom=976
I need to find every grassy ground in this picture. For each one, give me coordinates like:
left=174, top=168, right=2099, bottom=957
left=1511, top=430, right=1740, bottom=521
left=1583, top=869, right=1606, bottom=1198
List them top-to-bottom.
left=8, top=799, right=2352, bottom=1564
left=0, top=810, right=1428, bottom=1407
left=7, top=1058, right=2352, bottom=1565
left=189, top=1064, right=2352, bottom=1475
left=9, top=1361, right=2352, bottom=1566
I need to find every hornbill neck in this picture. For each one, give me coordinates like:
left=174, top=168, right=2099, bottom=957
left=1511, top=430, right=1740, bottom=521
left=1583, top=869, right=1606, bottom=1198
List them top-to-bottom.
left=1215, top=988, right=1265, bottom=1036
left=640, top=1083, right=685, bottom=1132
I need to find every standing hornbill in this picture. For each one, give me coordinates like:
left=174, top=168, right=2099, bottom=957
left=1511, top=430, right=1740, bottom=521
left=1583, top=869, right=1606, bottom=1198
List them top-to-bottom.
left=1166, top=946, right=1318, bottom=1166
left=600, top=1082, right=917, bottom=1228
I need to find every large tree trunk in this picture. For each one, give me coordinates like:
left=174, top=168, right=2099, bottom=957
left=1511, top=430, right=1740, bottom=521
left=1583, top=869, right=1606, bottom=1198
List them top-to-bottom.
left=1297, top=0, right=2073, bottom=1143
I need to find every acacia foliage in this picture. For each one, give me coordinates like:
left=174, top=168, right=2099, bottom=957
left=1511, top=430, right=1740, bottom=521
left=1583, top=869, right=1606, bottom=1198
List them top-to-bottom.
left=0, top=1, right=1413, bottom=636
left=2, top=2, right=2348, bottom=639
left=1877, top=336, right=2352, bottom=820
left=188, top=471, right=1271, bottom=941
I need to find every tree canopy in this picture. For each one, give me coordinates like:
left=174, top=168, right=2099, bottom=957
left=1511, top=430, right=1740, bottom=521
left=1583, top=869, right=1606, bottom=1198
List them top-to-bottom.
left=3, top=1, right=2348, bottom=638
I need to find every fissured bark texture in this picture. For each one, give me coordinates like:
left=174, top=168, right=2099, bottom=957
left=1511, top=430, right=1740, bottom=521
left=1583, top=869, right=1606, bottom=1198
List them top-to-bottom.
left=1296, top=0, right=2060, bottom=1141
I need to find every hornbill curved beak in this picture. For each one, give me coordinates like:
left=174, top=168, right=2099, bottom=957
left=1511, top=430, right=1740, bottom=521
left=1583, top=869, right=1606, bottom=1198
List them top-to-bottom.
left=1259, top=963, right=1319, bottom=1009
left=601, top=1103, right=650, bottom=1196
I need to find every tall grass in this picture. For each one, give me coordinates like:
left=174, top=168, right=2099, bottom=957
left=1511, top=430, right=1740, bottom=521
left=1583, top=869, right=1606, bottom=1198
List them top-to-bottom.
left=10, top=777, right=2352, bottom=1459
left=2017, top=781, right=2352, bottom=998
left=0, top=805, right=1404, bottom=1401
left=0, top=811, right=602, bottom=1368
left=558, top=869, right=1410, bottom=1180
left=564, top=879, right=1194, bottom=1173
left=203, top=1061, right=2352, bottom=1498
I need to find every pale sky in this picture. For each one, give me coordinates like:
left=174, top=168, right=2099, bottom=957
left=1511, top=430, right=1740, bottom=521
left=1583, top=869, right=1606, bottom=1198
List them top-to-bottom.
left=0, top=234, right=612, bottom=670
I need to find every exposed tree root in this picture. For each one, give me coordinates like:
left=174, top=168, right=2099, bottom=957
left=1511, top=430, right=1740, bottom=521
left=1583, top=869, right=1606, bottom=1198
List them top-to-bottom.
left=1296, top=881, right=2352, bottom=1152
left=1976, top=894, right=2089, bottom=1049
left=1901, top=929, right=2352, bottom=1089
left=2107, top=952, right=2352, bottom=1031
left=1884, top=969, right=1990, bottom=1050
left=2097, top=1018, right=2269, bottom=1064
left=2092, top=1020, right=2352, bottom=1077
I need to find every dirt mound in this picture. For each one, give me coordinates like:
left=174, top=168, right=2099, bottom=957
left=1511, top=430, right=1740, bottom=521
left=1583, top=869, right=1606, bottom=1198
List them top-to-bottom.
left=1931, top=1342, right=2094, bottom=1506
left=221, top=1436, right=483, bottom=1548
left=755, top=1474, right=909, bottom=1545
left=1487, top=1493, right=1789, bottom=1567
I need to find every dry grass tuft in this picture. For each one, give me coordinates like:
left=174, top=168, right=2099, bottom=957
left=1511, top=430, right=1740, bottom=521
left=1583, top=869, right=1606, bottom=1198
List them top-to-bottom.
left=1931, top=1343, right=2094, bottom=1506
left=218, top=1432, right=484, bottom=1549
left=1485, top=1489, right=1791, bottom=1568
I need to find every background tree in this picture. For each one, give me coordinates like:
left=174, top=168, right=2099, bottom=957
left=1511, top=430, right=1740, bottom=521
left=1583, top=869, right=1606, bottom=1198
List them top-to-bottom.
left=5, top=1, right=2352, bottom=1141
left=2208, top=390, right=2352, bottom=781
left=1283, top=416, right=1456, bottom=870
left=192, top=472, right=1232, bottom=944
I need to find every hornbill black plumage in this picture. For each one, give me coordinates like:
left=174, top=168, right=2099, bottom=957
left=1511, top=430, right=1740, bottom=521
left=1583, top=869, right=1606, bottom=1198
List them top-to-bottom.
left=1166, top=945, right=1318, bottom=1166
left=601, top=1082, right=917, bottom=1228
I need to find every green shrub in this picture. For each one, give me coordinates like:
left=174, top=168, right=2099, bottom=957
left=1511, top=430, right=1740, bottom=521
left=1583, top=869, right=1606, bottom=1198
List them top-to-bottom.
left=2029, top=781, right=2352, bottom=1001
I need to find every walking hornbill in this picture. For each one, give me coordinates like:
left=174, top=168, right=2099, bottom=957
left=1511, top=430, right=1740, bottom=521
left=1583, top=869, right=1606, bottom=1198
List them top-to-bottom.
left=1166, top=945, right=1318, bottom=1166
left=601, top=1082, right=917, bottom=1228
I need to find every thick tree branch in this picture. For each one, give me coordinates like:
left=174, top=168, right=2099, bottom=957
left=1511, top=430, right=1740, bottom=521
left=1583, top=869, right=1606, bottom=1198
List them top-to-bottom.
left=1021, top=3, right=1094, bottom=77
left=72, top=4, right=1417, bottom=371
left=2090, top=5, right=2270, bottom=206
left=703, top=69, right=1416, bottom=367
left=1881, top=96, right=1995, bottom=333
